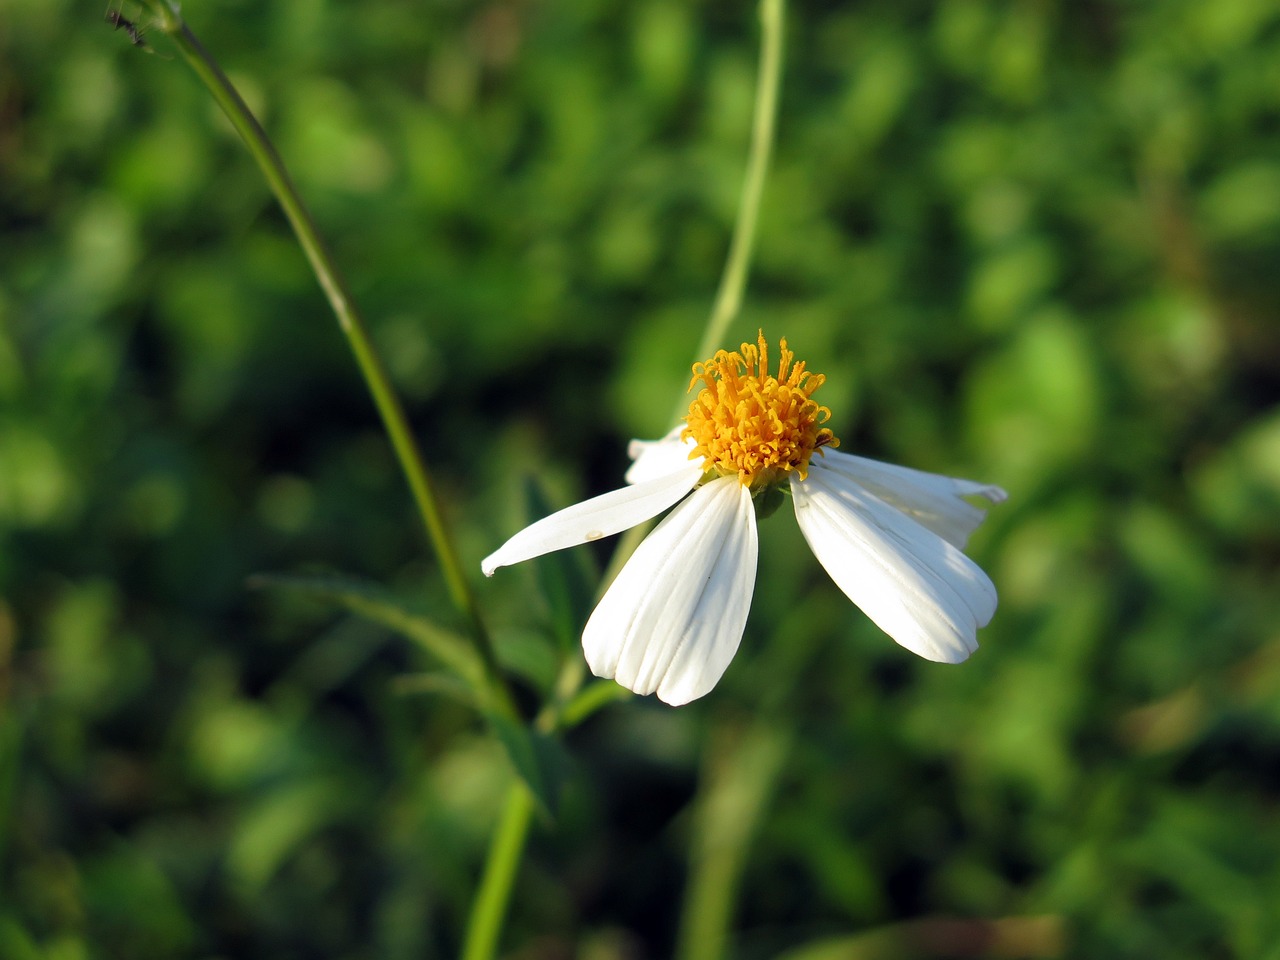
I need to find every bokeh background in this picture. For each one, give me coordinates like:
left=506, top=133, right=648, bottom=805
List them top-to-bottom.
left=4, top=0, right=1280, bottom=957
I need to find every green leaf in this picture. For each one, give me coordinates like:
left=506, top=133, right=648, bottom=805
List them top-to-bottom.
left=524, top=479, right=598, bottom=651
left=248, top=573, right=484, bottom=689
left=491, top=625, right=560, bottom=692
left=561, top=678, right=632, bottom=728
left=486, top=712, right=571, bottom=821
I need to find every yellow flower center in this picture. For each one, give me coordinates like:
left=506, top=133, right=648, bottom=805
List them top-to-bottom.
left=683, top=331, right=840, bottom=489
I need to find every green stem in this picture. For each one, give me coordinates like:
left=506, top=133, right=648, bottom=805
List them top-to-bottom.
left=603, top=0, right=778, bottom=575
left=687, top=0, right=786, bottom=388
left=458, top=1, right=784, bottom=953
left=146, top=2, right=510, bottom=711
left=457, top=8, right=790, bottom=953
left=461, top=782, right=536, bottom=960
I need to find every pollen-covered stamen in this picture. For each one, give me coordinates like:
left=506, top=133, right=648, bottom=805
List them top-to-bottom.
left=682, top=331, right=840, bottom=489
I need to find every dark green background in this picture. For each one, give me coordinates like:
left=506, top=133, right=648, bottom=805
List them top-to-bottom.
left=3, top=0, right=1280, bottom=957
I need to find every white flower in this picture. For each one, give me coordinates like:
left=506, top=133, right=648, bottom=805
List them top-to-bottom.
left=483, top=333, right=1006, bottom=706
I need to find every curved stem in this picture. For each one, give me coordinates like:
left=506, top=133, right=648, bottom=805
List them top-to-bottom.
left=611, top=0, right=779, bottom=572
left=688, top=0, right=786, bottom=385
left=146, top=2, right=511, bottom=712
left=464, top=5, right=791, bottom=937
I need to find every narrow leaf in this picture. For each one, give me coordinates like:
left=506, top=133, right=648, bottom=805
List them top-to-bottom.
left=524, top=478, right=598, bottom=651
left=249, top=573, right=483, bottom=688
left=486, top=712, right=570, bottom=821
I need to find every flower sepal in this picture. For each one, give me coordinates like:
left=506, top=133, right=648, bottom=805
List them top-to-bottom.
left=752, top=482, right=787, bottom=521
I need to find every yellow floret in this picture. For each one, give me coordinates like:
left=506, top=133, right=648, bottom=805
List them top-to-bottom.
left=683, top=331, right=839, bottom=489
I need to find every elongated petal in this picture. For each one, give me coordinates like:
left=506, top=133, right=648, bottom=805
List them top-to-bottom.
left=626, top=426, right=702, bottom=485
left=815, top=448, right=1007, bottom=548
left=792, top=464, right=997, bottom=663
left=481, top=466, right=702, bottom=576
left=582, top=476, right=756, bottom=705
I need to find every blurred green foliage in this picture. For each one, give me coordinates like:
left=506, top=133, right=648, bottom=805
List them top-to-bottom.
left=3, top=0, right=1280, bottom=957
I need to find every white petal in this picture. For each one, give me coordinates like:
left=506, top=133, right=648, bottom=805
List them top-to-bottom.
left=625, top=426, right=702, bottom=485
left=814, top=448, right=1007, bottom=548
left=481, top=466, right=702, bottom=576
left=791, top=466, right=998, bottom=663
left=582, top=476, right=756, bottom=705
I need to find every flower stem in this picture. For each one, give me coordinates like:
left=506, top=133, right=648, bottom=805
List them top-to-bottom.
left=620, top=0, right=782, bottom=575
left=690, top=0, right=786, bottom=376
left=145, top=1, right=511, bottom=712
left=458, top=8, right=792, bottom=952
left=461, top=783, right=536, bottom=960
